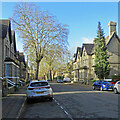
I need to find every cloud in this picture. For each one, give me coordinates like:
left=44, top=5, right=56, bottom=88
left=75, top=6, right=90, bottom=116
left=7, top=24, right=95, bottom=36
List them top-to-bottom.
left=81, top=37, right=94, bottom=44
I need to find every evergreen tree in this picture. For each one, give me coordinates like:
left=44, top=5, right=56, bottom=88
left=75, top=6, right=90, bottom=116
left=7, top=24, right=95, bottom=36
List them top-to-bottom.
left=95, top=22, right=110, bottom=79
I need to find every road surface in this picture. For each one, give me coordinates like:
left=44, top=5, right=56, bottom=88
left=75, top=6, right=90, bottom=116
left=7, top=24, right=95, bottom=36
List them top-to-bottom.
left=20, top=82, right=119, bottom=119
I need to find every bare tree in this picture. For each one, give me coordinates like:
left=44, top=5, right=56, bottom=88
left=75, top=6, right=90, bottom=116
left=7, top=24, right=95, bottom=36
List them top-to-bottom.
left=11, top=3, right=69, bottom=79
left=44, top=44, right=66, bottom=80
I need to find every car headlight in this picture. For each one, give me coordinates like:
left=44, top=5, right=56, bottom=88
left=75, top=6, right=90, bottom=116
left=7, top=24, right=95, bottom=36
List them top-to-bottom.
left=103, top=85, right=106, bottom=87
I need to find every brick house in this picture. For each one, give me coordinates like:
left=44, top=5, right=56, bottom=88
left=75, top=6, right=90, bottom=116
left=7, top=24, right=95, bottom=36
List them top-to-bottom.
left=73, top=21, right=120, bottom=82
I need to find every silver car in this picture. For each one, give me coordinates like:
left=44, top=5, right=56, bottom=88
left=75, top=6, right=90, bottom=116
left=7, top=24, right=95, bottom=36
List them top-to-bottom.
left=26, top=80, right=53, bottom=103
left=114, top=81, right=120, bottom=94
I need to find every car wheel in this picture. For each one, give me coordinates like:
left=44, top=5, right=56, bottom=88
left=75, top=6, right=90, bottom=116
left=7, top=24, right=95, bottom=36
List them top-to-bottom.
left=93, top=86, right=95, bottom=90
left=100, top=86, right=103, bottom=91
left=114, top=88, right=118, bottom=94
left=49, top=97, right=53, bottom=101
left=27, top=98, right=31, bottom=103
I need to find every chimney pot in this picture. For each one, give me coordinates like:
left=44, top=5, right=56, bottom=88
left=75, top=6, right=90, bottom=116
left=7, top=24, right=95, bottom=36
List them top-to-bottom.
left=108, top=21, right=117, bottom=37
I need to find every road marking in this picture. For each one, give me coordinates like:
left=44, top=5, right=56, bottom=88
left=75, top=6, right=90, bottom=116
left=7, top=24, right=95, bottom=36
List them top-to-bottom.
left=53, top=90, right=111, bottom=95
left=7, top=94, right=26, bottom=96
left=16, top=97, right=26, bottom=118
left=53, top=98, right=74, bottom=120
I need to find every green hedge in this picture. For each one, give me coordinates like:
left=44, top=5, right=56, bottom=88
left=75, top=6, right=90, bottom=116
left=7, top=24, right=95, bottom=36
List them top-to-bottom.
left=111, top=75, right=120, bottom=80
left=91, top=80, right=96, bottom=82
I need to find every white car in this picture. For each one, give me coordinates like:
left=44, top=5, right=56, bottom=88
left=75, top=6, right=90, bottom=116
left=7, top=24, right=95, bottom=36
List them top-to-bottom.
left=63, top=78, right=71, bottom=82
left=26, top=80, right=53, bottom=102
left=114, top=81, right=120, bottom=94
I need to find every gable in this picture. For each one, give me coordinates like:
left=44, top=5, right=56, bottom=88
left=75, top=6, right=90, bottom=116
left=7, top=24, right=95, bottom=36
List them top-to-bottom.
left=0, top=20, right=12, bottom=43
left=107, top=32, right=120, bottom=45
left=82, top=44, right=94, bottom=56
left=74, top=47, right=82, bottom=61
left=82, top=47, right=87, bottom=57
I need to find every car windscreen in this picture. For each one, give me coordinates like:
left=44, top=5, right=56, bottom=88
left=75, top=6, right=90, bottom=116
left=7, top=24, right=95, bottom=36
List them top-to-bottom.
left=30, top=82, right=48, bottom=87
left=103, top=82, right=111, bottom=85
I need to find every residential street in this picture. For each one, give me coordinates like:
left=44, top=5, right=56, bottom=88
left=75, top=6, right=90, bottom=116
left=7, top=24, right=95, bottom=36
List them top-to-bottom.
left=19, top=83, right=119, bottom=119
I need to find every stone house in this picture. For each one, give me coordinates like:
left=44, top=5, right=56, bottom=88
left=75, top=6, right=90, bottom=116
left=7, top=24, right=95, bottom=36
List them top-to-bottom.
left=0, top=19, right=26, bottom=84
left=73, top=21, right=120, bottom=82
left=73, top=44, right=94, bottom=82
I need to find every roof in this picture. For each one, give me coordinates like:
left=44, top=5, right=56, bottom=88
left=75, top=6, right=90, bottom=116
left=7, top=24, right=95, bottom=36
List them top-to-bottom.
left=0, top=20, right=12, bottom=43
left=11, top=30, right=17, bottom=53
left=106, top=32, right=120, bottom=45
left=82, top=43, right=94, bottom=55
left=74, top=47, right=82, bottom=61
left=4, top=57, right=20, bottom=66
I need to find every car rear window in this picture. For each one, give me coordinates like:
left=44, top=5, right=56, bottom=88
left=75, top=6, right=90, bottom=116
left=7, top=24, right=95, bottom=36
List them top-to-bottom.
left=30, top=82, right=48, bottom=87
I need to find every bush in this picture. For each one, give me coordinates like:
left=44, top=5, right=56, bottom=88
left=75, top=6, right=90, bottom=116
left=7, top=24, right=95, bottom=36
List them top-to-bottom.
left=111, top=75, right=120, bottom=80
left=57, top=76, right=63, bottom=80
left=91, top=80, right=96, bottom=82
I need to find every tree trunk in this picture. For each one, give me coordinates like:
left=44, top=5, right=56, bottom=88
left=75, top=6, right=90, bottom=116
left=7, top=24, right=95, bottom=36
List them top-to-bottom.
left=35, top=61, right=40, bottom=80
left=50, top=70, right=52, bottom=81
left=53, top=72, right=56, bottom=80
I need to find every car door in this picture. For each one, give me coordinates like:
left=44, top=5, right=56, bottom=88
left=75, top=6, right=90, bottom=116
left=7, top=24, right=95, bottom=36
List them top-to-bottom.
left=95, top=80, right=101, bottom=89
left=97, top=80, right=102, bottom=89
left=93, top=81, right=97, bottom=89
left=117, top=81, right=120, bottom=93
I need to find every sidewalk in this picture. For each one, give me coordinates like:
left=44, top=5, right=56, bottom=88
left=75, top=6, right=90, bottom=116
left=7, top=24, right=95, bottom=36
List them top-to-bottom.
left=2, top=85, right=27, bottom=119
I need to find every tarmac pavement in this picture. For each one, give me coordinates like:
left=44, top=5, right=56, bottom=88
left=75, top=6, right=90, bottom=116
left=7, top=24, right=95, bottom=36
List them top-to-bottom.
left=2, top=85, right=27, bottom=119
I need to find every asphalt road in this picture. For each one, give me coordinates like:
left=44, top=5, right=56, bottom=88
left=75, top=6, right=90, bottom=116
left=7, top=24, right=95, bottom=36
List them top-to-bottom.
left=20, top=83, right=119, bottom=119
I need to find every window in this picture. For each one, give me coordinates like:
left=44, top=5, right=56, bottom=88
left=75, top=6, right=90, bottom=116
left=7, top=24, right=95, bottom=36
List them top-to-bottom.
left=5, top=46, right=7, bottom=57
left=84, top=51, right=85, bottom=56
left=93, top=58, right=94, bottom=65
left=85, top=59, right=88, bottom=66
left=83, top=60, right=84, bottom=66
left=5, top=64, right=10, bottom=77
left=86, top=70, right=88, bottom=78
left=118, top=81, right=120, bottom=84
left=30, top=82, right=48, bottom=87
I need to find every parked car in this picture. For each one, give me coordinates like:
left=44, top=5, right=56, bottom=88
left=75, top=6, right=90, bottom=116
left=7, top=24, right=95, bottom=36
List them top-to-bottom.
left=63, top=78, right=71, bottom=83
left=47, top=79, right=51, bottom=82
left=57, top=79, right=63, bottom=83
left=110, top=79, right=120, bottom=85
left=26, top=80, right=53, bottom=103
left=93, top=80, right=113, bottom=91
left=114, top=81, right=120, bottom=94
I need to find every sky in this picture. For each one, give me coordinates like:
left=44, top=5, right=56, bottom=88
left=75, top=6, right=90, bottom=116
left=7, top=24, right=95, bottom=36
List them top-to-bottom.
left=1, top=1, right=118, bottom=56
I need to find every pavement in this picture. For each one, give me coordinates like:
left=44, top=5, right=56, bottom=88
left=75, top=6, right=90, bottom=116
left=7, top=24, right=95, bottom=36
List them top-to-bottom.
left=2, top=85, right=27, bottom=119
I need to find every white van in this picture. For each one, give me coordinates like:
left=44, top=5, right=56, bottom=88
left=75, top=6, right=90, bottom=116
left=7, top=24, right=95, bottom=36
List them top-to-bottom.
left=63, top=78, right=71, bottom=82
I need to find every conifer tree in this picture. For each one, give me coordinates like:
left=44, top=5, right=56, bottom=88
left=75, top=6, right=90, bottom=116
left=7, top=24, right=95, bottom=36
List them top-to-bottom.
left=95, top=22, right=110, bottom=79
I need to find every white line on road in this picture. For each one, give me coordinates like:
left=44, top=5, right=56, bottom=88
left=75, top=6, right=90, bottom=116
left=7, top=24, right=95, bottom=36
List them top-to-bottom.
left=17, top=97, right=26, bottom=119
left=53, top=98, right=74, bottom=120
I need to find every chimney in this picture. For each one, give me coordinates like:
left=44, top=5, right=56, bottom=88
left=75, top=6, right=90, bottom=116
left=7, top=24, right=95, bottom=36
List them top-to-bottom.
left=108, top=21, right=117, bottom=37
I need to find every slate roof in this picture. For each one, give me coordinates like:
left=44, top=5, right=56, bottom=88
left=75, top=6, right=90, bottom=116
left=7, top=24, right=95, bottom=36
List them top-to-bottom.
left=0, top=19, right=12, bottom=43
left=106, top=32, right=120, bottom=45
left=82, top=43, right=94, bottom=55
left=74, top=47, right=82, bottom=61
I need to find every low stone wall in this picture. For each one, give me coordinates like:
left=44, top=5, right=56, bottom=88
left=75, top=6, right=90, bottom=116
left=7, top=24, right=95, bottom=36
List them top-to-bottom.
left=2, top=79, right=8, bottom=97
left=8, top=86, right=15, bottom=94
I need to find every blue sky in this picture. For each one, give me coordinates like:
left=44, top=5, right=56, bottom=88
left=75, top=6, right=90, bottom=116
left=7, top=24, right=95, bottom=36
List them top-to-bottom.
left=1, top=2, right=118, bottom=55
